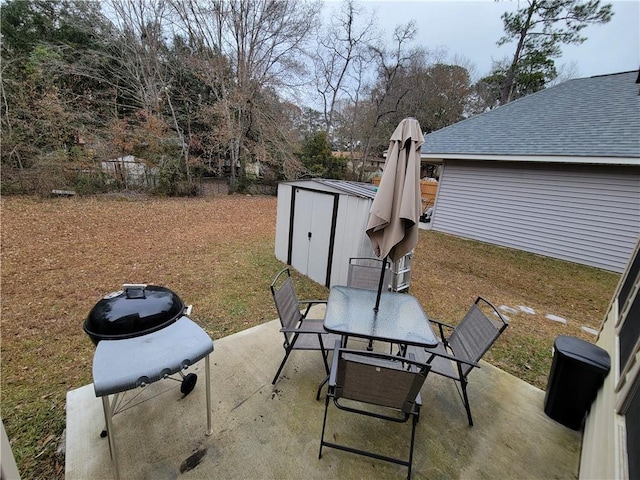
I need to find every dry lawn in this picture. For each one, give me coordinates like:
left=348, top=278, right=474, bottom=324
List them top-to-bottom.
left=1, top=194, right=619, bottom=479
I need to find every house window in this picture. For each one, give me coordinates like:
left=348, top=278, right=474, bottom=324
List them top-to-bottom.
left=615, top=241, right=639, bottom=480
left=618, top=250, right=640, bottom=318
left=619, top=295, right=639, bottom=375
left=627, top=385, right=639, bottom=480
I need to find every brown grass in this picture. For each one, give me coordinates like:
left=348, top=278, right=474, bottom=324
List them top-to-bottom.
left=0, top=195, right=620, bottom=478
left=411, top=232, right=618, bottom=386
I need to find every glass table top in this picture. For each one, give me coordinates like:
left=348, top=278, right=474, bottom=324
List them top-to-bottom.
left=323, top=285, right=438, bottom=347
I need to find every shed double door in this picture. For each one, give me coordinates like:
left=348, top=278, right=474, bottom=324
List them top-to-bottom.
left=289, top=188, right=337, bottom=287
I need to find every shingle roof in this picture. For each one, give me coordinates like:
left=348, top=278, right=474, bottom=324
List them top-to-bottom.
left=421, top=71, right=640, bottom=159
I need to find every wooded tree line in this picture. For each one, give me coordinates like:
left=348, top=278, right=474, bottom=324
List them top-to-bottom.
left=0, top=0, right=612, bottom=195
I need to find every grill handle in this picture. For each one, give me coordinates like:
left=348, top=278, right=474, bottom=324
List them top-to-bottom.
left=123, top=283, right=148, bottom=299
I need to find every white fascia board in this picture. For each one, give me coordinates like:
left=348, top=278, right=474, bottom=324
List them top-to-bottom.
left=420, top=153, right=640, bottom=166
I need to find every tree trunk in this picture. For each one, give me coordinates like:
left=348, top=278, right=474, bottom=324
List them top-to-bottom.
left=501, top=0, right=537, bottom=105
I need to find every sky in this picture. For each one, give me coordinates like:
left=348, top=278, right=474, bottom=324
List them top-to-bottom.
left=331, top=0, right=639, bottom=81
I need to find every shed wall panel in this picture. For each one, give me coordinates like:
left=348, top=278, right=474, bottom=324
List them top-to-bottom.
left=431, top=161, right=640, bottom=272
left=274, top=183, right=292, bottom=264
left=330, top=195, right=374, bottom=286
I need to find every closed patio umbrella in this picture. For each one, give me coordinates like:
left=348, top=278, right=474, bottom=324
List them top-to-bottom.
left=366, top=117, right=424, bottom=311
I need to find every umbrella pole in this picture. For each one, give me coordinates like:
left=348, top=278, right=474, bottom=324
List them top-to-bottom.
left=368, top=256, right=388, bottom=351
left=374, top=256, right=388, bottom=313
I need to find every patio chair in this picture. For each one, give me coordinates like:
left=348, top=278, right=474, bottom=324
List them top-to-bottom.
left=346, top=257, right=392, bottom=351
left=347, top=257, right=392, bottom=291
left=271, top=267, right=338, bottom=385
left=410, top=296, right=508, bottom=426
left=319, top=341, right=430, bottom=480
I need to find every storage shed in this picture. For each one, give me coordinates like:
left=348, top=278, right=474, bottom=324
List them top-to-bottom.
left=421, top=71, right=640, bottom=273
left=275, top=179, right=412, bottom=288
left=275, top=179, right=375, bottom=287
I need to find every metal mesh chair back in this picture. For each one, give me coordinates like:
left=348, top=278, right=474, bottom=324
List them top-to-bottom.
left=347, top=258, right=391, bottom=291
left=270, top=268, right=333, bottom=386
left=272, top=276, right=302, bottom=344
left=409, top=297, right=507, bottom=426
left=448, top=303, right=501, bottom=377
left=321, top=343, right=430, bottom=477
left=336, top=353, right=427, bottom=414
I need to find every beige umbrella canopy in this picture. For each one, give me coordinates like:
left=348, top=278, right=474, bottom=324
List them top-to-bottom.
left=366, top=117, right=424, bottom=310
left=367, top=117, right=424, bottom=260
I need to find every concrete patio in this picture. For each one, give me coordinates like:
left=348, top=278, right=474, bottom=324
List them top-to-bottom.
left=66, top=311, right=582, bottom=479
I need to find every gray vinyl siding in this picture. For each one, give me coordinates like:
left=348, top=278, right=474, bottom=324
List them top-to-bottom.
left=431, top=161, right=640, bottom=273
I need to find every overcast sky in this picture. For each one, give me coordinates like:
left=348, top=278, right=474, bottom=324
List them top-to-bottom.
left=333, top=0, right=639, bottom=81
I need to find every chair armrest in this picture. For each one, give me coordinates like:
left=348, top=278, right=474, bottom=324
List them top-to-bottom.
left=299, top=299, right=327, bottom=306
left=299, top=300, right=328, bottom=317
left=428, top=318, right=454, bottom=343
left=428, top=318, right=455, bottom=329
left=280, top=325, right=327, bottom=334
left=328, top=340, right=341, bottom=388
left=420, top=346, right=479, bottom=369
left=407, top=352, right=418, bottom=372
left=406, top=353, right=425, bottom=409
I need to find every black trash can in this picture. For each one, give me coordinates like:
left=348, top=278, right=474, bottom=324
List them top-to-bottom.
left=544, top=335, right=610, bottom=430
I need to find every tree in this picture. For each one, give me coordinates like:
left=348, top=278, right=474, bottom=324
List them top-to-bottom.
left=0, top=0, right=110, bottom=184
left=102, top=0, right=201, bottom=194
left=105, top=0, right=173, bottom=115
left=170, top=0, right=321, bottom=191
left=313, top=0, right=377, bottom=134
left=498, top=0, right=613, bottom=104
left=350, top=22, right=424, bottom=179
left=399, top=62, right=472, bottom=134
left=468, top=69, right=504, bottom=114
left=292, top=107, right=325, bottom=141
left=298, top=131, right=345, bottom=179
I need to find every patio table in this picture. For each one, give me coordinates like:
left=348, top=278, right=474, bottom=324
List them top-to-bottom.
left=323, top=285, right=438, bottom=349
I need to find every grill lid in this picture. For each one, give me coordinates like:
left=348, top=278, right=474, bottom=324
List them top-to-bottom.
left=83, top=284, right=185, bottom=344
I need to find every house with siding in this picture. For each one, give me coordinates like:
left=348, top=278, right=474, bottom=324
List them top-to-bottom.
left=421, top=70, right=640, bottom=273
left=581, top=239, right=639, bottom=480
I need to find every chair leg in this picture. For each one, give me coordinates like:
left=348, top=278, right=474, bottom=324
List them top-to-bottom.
left=274, top=334, right=329, bottom=385
left=318, top=334, right=330, bottom=374
left=272, top=348, right=292, bottom=385
left=316, top=375, right=329, bottom=401
left=461, top=379, right=473, bottom=427
left=319, top=395, right=331, bottom=459
left=407, top=413, right=419, bottom=480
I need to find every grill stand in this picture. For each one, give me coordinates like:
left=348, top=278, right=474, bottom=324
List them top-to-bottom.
left=92, top=317, right=214, bottom=480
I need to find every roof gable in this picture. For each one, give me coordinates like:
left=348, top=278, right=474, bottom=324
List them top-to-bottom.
left=422, top=71, right=640, bottom=159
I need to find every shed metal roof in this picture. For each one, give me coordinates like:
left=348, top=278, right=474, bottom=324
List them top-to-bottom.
left=421, top=71, right=640, bottom=161
left=281, top=179, right=377, bottom=199
left=313, top=179, right=377, bottom=199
